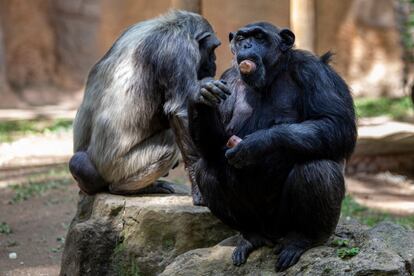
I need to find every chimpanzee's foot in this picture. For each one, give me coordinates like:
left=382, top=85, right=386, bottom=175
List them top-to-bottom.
left=69, top=152, right=107, bottom=195
left=75, top=177, right=106, bottom=195
left=137, top=180, right=176, bottom=194
left=192, top=192, right=205, bottom=206
left=232, top=233, right=271, bottom=266
left=275, top=238, right=310, bottom=272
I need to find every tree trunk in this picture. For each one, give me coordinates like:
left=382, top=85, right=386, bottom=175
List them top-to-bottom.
left=290, top=0, right=316, bottom=52
left=0, top=23, right=9, bottom=93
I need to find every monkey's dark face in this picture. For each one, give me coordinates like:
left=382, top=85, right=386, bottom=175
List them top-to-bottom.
left=229, top=23, right=295, bottom=89
left=197, top=33, right=221, bottom=80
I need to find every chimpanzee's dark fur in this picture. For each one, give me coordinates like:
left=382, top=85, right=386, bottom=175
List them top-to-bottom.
left=188, top=22, right=357, bottom=271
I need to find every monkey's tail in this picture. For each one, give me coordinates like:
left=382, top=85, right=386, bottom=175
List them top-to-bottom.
left=320, top=51, right=334, bottom=64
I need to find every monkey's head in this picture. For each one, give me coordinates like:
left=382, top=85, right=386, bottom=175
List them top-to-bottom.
left=150, top=10, right=220, bottom=80
left=229, top=22, right=295, bottom=89
left=196, top=24, right=221, bottom=80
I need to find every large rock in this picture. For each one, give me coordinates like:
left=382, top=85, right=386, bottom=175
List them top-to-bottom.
left=60, top=187, right=235, bottom=276
left=60, top=187, right=414, bottom=276
left=162, top=221, right=414, bottom=275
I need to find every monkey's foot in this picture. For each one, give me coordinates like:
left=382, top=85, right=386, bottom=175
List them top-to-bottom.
left=69, top=152, right=107, bottom=195
left=75, top=178, right=106, bottom=195
left=137, top=180, right=176, bottom=194
left=191, top=184, right=206, bottom=206
left=192, top=193, right=206, bottom=206
left=232, top=234, right=270, bottom=266
left=232, top=239, right=253, bottom=266
left=275, top=241, right=308, bottom=272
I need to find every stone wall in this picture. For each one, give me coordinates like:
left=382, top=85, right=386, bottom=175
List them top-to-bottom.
left=0, top=0, right=407, bottom=107
left=0, top=0, right=56, bottom=90
left=53, top=0, right=101, bottom=89
left=334, top=0, right=405, bottom=97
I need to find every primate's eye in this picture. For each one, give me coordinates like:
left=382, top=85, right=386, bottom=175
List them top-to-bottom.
left=255, top=32, right=265, bottom=41
left=236, top=35, right=244, bottom=42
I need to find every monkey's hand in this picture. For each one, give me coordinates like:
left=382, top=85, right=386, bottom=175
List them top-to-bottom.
left=197, top=80, right=230, bottom=107
left=225, top=130, right=273, bottom=168
left=225, top=135, right=262, bottom=168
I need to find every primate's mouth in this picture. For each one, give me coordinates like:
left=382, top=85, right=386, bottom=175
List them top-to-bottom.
left=238, top=59, right=257, bottom=75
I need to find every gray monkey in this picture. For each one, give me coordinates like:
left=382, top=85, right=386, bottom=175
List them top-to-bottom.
left=69, top=10, right=221, bottom=205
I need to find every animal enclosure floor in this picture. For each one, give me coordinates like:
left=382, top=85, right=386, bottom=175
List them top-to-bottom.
left=0, top=128, right=413, bottom=275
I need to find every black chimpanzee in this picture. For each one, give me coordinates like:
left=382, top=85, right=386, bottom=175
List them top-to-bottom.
left=188, top=22, right=357, bottom=272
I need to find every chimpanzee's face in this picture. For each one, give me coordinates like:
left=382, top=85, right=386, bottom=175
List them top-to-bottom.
left=229, top=22, right=295, bottom=89
left=197, top=32, right=221, bottom=80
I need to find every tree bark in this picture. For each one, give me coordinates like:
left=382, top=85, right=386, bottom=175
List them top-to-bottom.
left=290, top=0, right=316, bottom=52
left=0, top=23, right=9, bottom=93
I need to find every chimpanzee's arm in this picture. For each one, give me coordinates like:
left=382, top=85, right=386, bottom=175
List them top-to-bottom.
left=272, top=59, right=357, bottom=160
left=226, top=60, right=357, bottom=167
left=188, top=80, right=231, bottom=161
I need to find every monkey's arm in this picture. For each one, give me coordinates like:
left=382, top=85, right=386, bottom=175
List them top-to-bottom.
left=263, top=61, right=357, bottom=160
left=168, top=79, right=216, bottom=163
left=188, top=80, right=231, bottom=161
left=72, top=99, right=93, bottom=152
left=226, top=117, right=354, bottom=168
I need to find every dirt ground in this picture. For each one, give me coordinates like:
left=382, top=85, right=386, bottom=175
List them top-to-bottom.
left=0, top=131, right=413, bottom=276
left=0, top=173, right=78, bottom=276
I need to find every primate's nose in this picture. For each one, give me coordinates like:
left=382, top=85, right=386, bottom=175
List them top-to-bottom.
left=243, top=42, right=252, bottom=49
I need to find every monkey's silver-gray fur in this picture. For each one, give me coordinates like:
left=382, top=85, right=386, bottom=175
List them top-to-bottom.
left=71, top=10, right=217, bottom=197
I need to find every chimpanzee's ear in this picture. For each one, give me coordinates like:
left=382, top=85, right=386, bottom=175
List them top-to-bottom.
left=279, top=29, right=295, bottom=52
left=229, top=32, right=235, bottom=42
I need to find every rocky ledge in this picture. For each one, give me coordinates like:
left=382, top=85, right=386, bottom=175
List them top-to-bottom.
left=60, top=189, right=414, bottom=276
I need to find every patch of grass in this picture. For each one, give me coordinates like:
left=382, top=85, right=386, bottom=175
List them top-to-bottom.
left=354, top=96, right=413, bottom=119
left=0, top=119, right=73, bottom=142
left=10, top=167, right=73, bottom=204
left=10, top=179, right=71, bottom=203
left=341, top=195, right=414, bottom=229
left=0, top=222, right=12, bottom=235
left=162, top=237, right=175, bottom=251
left=331, top=238, right=349, bottom=247
left=331, top=238, right=359, bottom=259
left=7, top=240, right=18, bottom=247
left=112, top=242, right=141, bottom=276
left=50, top=247, right=61, bottom=253
left=337, top=247, right=360, bottom=259
left=322, top=267, right=332, bottom=274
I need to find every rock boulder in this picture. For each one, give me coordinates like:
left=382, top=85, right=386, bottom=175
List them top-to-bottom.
left=60, top=187, right=235, bottom=276
left=60, top=190, right=414, bottom=276
left=162, top=221, right=414, bottom=276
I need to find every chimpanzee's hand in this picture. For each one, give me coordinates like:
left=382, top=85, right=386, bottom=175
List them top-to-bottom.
left=197, top=80, right=231, bottom=106
left=225, top=131, right=268, bottom=168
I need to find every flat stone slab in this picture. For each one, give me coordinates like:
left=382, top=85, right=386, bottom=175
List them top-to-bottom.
left=355, top=121, right=414, bottom=156
left=60, top=191, right=235, bottom=276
